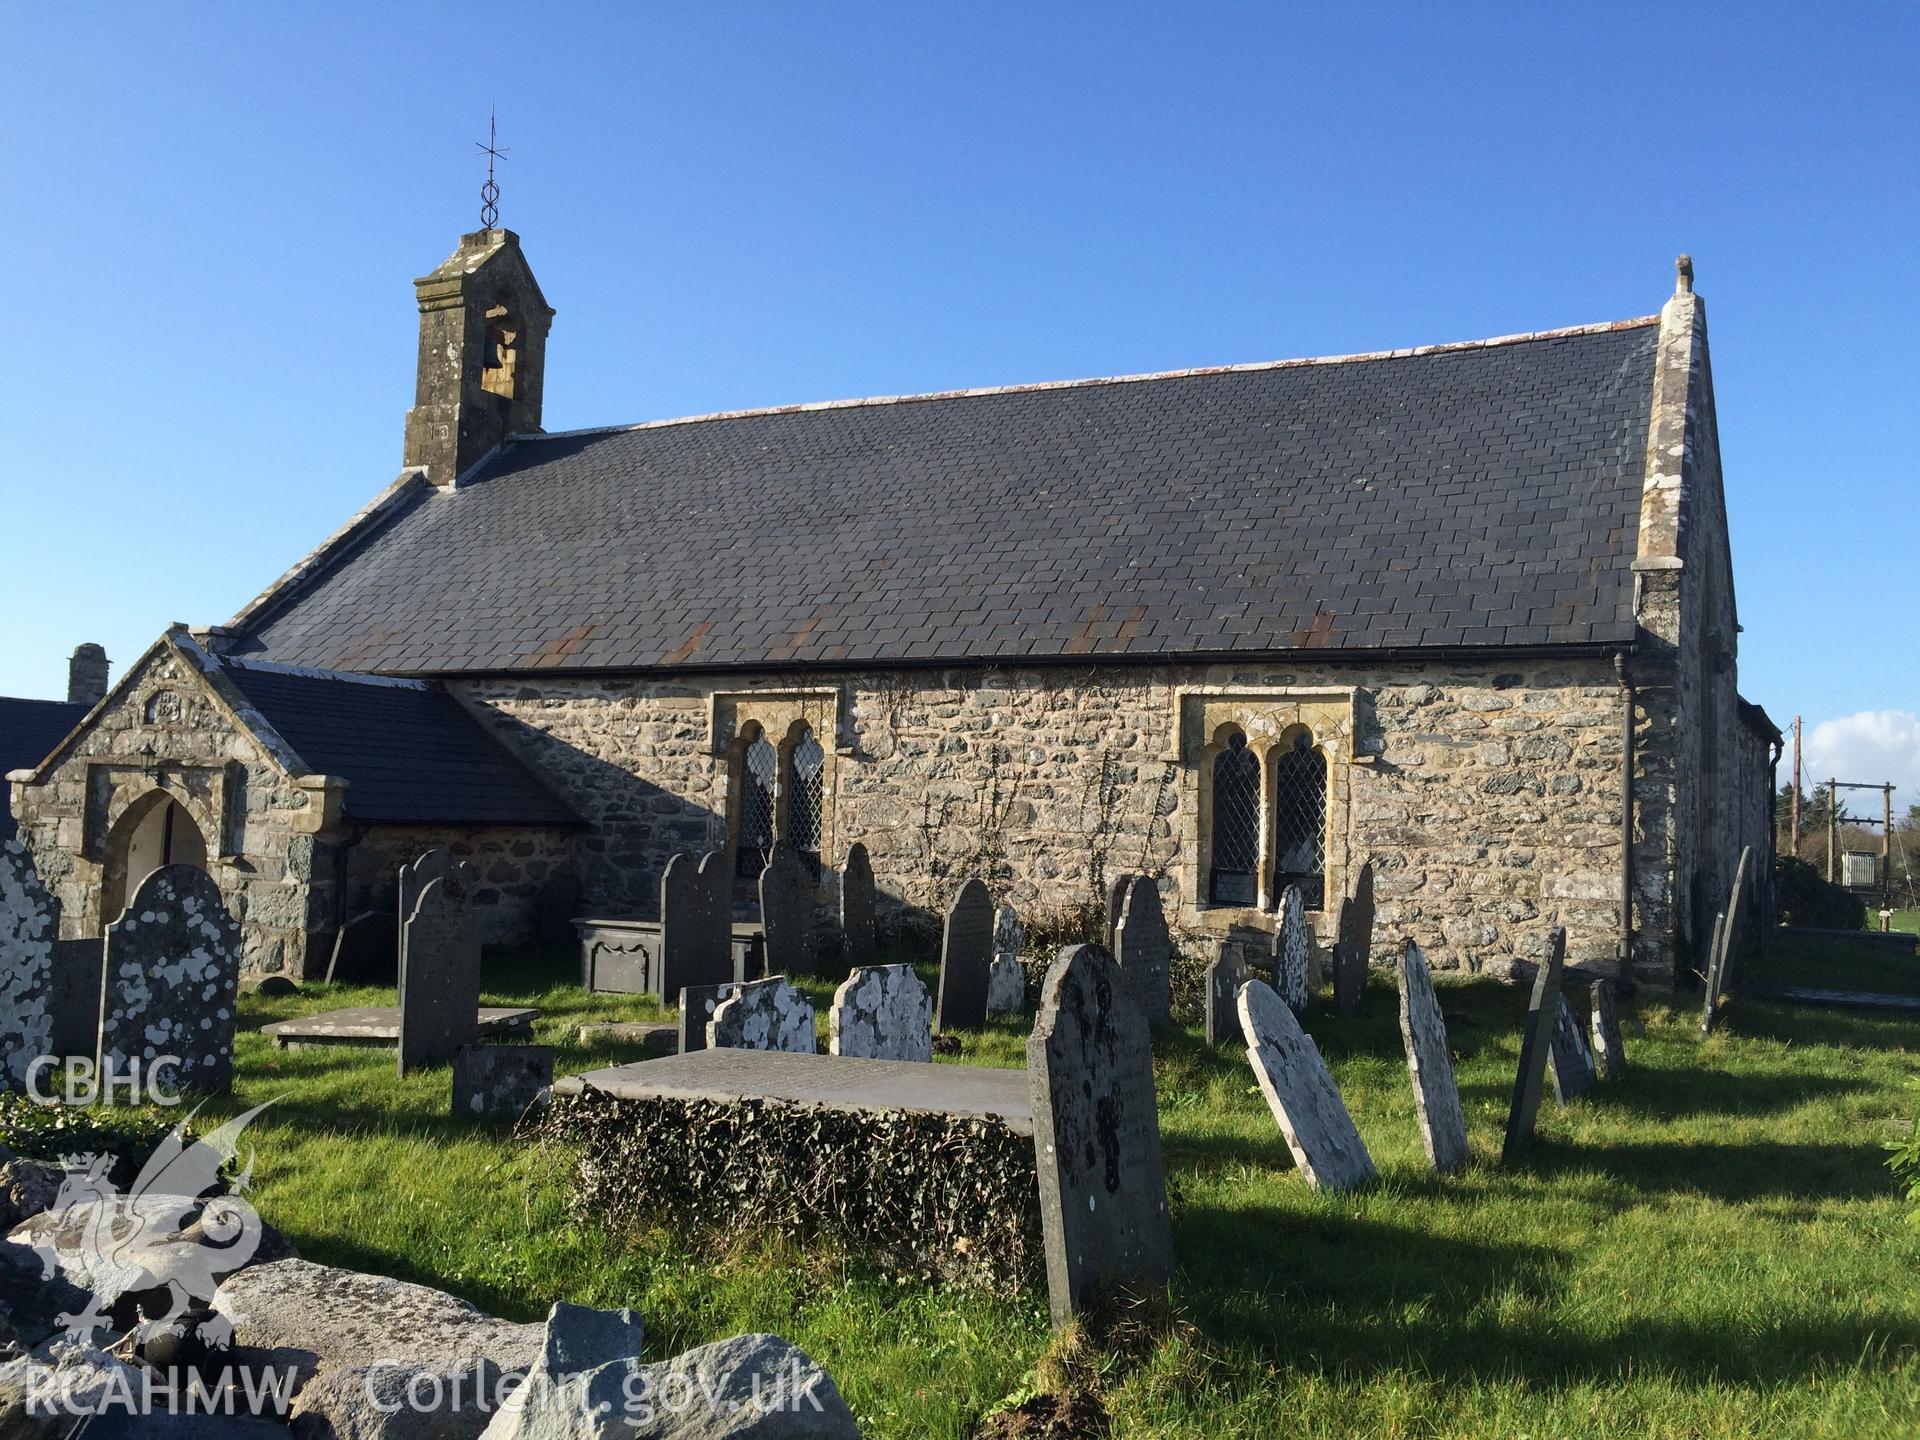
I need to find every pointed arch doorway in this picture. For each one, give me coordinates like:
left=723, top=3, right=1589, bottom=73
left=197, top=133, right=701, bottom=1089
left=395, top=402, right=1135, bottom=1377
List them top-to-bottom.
left=101, top=791, right=211, bottom=923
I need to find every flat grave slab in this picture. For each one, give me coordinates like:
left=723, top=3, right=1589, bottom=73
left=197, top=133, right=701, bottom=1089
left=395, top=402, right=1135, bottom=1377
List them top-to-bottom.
left=575, top=918, right=765, bottom=994
left=1743, top=985, right=1920, bottom=1015
left=262, top=1005, right=539, bottom=1051
left=575, top=1021, right=679, bottom=1055
left=553, top=1047, right=1033, bottom=1135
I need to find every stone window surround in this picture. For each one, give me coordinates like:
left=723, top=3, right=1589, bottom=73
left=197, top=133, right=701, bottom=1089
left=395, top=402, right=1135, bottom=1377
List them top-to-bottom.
left=1167, top=686, right=1357, bottom=935
left=710, top=689, right=848, bottom=885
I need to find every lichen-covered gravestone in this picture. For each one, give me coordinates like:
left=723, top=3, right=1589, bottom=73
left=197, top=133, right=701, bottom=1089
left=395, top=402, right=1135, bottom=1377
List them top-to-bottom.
left=0, top=840, right=59, bottom=1093
left=759, top=840, right=816, bottom=977
left=840, top=842, right=877, bottom=972
left=659, top=851, right=731, bottom=1005
left=1334, top=862, right=1375, bottom=1017
left=98, top=865, right=241, bottom=1092
left=397, top=876, right=483, bottom=1078
left=1113, top=877, right=1172, bottom=1027
left=935, top=878, right=993, bottom=1033
left=1277, top=884, right=1311, bottom=1014
left=987, top=904, right=1026, bottom=1014
left=1700, top=910, right=1728, bottom=1037
left=1500, top=926, right=1566, bottom=1162
left=1397, top=940, right=1468, bottom=1174
left=1028, top=944, right=1173, bottom=1330
left=1204, top=946, right=1248, bottom=1048
left=829, top=964, right=932, bottom=1062
left=709, top=976, right=816, bottom=1054
left=1238, top=978, right=1377, bottom=1191
left=678, top=980, right=737, bottom=1056
left=1591, top=983, right=1627, bottom=1079
left=1549, top=995, right=1597, bottom=1103
left=452, top=1043, right=553, bottom=1118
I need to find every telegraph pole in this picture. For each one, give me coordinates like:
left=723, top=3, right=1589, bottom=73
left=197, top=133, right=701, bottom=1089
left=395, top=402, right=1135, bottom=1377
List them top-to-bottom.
left=1790, top=716, right=1802, bottom=856
left=1827, top=777, right=1838, bottom=882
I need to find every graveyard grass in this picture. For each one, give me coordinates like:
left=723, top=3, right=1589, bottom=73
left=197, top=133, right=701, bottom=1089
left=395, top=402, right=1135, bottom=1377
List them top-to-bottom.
left=206, top=941, right=1920, bottom=1440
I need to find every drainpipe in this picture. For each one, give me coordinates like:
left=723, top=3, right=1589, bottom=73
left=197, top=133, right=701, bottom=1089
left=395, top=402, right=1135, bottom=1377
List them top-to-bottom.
left=1614, top=651, right=1636, bottom=988
left=330, top=822, right=372, bottom=956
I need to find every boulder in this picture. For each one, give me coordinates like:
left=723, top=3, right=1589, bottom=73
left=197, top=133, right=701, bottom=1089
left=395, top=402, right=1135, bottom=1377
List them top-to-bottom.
left=0, top=1162, right=61, bottom=1233
left=0, top=1236, right=94, bottom=1350
left=540, top=1302, right=643, bottom=1380
left=480, top=1332, right=857, bottom=1439
left=0, top=1334, right=145, bottom=1439
left=289, top=1358, right=510, bottom=1440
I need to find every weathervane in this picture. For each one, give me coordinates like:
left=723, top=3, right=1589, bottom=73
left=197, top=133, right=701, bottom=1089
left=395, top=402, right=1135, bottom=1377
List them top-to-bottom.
left=477, top=108, right=507, bottom=229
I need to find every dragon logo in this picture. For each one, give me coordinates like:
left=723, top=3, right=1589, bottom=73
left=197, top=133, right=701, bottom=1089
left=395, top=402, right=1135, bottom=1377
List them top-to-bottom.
left=28, top=1100, right=276, bottom=1345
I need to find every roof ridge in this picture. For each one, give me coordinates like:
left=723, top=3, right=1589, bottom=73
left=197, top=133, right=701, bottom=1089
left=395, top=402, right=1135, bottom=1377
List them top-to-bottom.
left=512, top=315, right=1661, bottom=444
left=222, top=655, right=433, bottom=691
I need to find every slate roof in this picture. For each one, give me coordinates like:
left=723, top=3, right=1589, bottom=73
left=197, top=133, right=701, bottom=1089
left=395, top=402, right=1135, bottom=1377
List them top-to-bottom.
left=232, top=319, right=1661, bottom=675
left=218, top=660, right=580, bottom=826
left=0, top=697, right=88, bottom=839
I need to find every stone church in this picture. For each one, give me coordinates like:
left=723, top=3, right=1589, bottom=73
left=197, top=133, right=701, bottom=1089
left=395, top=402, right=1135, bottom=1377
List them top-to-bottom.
left=7, top=228, right=1778, bottom=988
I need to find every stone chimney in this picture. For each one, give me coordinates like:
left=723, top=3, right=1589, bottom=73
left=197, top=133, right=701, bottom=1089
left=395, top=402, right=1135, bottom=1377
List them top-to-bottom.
left=402, top=228, right=555, bottom=488
left=66, top=643, right=108, bottom=705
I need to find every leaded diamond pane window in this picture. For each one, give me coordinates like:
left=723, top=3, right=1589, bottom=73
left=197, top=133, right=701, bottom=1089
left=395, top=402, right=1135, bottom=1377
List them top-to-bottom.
left=789, top=728, right=825, bottom=878
left=736, top=732, right=777, bottom=879
left=1272, top=732, right=1327, bottom=910
left=1210, top=733, right=1260, bottom=905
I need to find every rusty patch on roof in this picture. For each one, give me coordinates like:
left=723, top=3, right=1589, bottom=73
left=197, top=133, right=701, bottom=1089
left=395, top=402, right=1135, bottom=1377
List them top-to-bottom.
left=1063, top=604, right=1107, bottom=655
left=1290, top=610, right=1335, bottom=648
left=660, top=620, right=713, bottom=666
left=528, top=622, right=600, bottom=667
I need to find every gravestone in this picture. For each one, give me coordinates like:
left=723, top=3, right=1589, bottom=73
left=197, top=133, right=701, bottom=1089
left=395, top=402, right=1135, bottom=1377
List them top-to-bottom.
left=0, top=840, right=58, bottom=1093
left=759, top=840, right=816, bottom=977
left=840, top=843, right=877, bottom=972
left=1719, top=845, right=1753, bottom=990
left=396, top=848, right=476, bottom=965
left=697, top=850, right=747, bottom=979
left=659, top=852, right=732, bottom=1005
left=1334, top=863, right=1376, bottom=1016
left=98, top=865, right=242, bottom=1093
left=538, top=873, right=583, bottom=948
left=1105, top=873, right=1132, bottom=947
left=396, top=876, right=483, bottom=1078
left=1113, top=877, right=1172, bottom=1027
left=935, top=878, right=994, bottom=1033
left=1277, top=884, right=1311, bottom=1014
left=987, top=904, right=1026, bottom=1014
left=325, top=909, right=397, bottom=985
left=1700, top=910, right=1728, bottom=1037
left=1500, top=927, right=1566, bottom=1162
left=52, top=937, right=103, bottom=1058
left=1397, top=940, right=1469, bottom=1174
left=1028, top=944, right=1173, bottom=1330
left=1204, top=947, right=1248, bottom=1048
left=829, top=964, right=933, bottom=1062
left=709, top=975, right=816, bottom=1054
left=1238, top=978, right=1377, bottom=1191
left=678, top=981, right=738, bottom=1056
left=1591, top=983, right=1627, bottom=1079
left=1549, top=995, right=1597, bottom=1103
left=452, top=1044, right=553, bottom=1118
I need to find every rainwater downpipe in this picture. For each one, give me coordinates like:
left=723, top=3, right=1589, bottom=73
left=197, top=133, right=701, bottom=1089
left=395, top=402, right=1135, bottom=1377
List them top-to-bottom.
left=1614, top=651, right=1636, bottom=984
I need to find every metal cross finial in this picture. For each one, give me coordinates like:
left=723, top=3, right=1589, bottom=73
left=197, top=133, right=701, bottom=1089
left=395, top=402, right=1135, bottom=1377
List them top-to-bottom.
left=477, top=108, right=508, bottom=229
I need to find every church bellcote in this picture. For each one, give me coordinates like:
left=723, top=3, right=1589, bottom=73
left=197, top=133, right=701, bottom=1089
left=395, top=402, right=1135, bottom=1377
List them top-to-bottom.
left=402, top=228, right=555, bottom=487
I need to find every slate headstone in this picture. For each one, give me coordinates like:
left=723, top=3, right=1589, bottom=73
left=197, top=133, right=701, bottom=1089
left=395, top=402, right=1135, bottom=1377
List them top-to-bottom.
left=0, top=840, right=58, bottom=1093
left=759, top=840, right=816, bottom=977
left=840, top=843, right=877, bottom=972
left=1719, top=845, right=1753, bottom=990
left=396, top=848, right=476, bottom=968
left=696, top=850, right=741, bottom=979
left=660, top=852, right=731, bottom=1005
left=1334, top=863, right=1375, bottom=1016
left=98, top=865, right=241, bottom=1093
left=538, top=873, right=583, bottom=948
left=1105, top=873, right=1132, bottom=948
left=396, top=876, right=483, bottom=1078
left=1113, top=877, right=1172, bottom=1026
left=935, top=878, right=994, bottom=1033
left=1277, top=884, right=1311, bottom=1014
left=987, top=904, right=1027, bottom=1014
left=325, top=909, right=397, bottom=985
left=1700, top=910, right=1727, bottom=1037
left=1500, top=926, right=1567, bottom=1162
left=52, top=936, right=103, bottom=1058
left=1397, top=940, right=1468, bottom=1174
left=1028, top=944, right=1173, bottom=1330
left=1204, top=946, right=1248, bottom=1048
left=829, top=963, right=933, bottom=1062
left=709, top=975, right=816, bottom=1054
left=1239, top=978, right=1378, bottom=1191
left=678, top=981, right=738, bottom=1056
left=1591, top=982, right=1627, bottom=1079
left=1549, top=994, right=1597, bottom=1103
left=451, top=1043, right=553, bottom=1118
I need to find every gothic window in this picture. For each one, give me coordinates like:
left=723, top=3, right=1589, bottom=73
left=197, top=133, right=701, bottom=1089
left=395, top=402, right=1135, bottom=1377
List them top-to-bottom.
left=787, top=726, right=826, bottom=879
left=735, top=728, right=777, bottom=878
left=1271, top=729, right=1328, bottom=910
left=1209, top=732, right=1261, bottom=905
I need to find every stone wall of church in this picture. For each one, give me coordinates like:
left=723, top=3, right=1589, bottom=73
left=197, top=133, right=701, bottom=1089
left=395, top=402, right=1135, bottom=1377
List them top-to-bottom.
left=459, top=653, right=1639, bottom=981
left=343, top=824, right=578, bottom=947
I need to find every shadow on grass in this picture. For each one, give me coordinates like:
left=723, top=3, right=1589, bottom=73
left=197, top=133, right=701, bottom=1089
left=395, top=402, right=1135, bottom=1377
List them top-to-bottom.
left=1722, top=1000, right=1920, bottom=1050
left=1590, top=1062, right=1872, bottom=1121
left=1519, top=1136, right=1892, bottom=1203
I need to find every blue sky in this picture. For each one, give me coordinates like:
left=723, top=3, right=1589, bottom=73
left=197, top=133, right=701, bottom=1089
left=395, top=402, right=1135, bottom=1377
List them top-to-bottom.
left=3, top=4, right=1914, bottom=791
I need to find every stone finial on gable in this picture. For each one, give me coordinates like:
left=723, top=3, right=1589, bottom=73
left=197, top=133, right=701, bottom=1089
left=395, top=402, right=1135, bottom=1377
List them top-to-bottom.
left=1675, top=253, right=1694, bottom=296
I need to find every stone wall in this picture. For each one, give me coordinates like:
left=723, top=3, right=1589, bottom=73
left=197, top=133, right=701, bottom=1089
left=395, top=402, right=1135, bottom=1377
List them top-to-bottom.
left=460, top=653, right=1635, bottom=979
left=344, top=824, right=577, bottom=946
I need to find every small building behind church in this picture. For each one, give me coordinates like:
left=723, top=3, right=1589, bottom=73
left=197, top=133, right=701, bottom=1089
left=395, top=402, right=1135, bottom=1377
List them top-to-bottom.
left=7, top=228, right=1778, bottom=987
